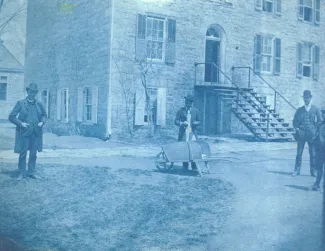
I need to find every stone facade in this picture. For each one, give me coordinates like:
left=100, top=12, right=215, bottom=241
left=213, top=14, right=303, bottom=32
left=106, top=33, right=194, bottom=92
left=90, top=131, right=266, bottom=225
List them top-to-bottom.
left=25, top=0, right=325, bottom=139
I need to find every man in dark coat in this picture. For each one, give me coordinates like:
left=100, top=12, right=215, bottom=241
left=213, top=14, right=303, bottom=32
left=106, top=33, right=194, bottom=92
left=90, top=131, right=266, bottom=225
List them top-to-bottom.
left=8, top=83, right=47, bottom=180
left=292, top=90, right=322, bottom=177
left=174, top=94, right=201, bottom=170
left=310, top=107, right=325, bottom=191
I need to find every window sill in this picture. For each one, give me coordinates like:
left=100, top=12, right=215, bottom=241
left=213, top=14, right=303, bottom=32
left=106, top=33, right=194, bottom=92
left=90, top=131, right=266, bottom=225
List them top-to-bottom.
left=255, top=10, right=281, bottom=17
left=298, top=19, right=319, bottom=26
left=80, top=121, right=97, bottom=125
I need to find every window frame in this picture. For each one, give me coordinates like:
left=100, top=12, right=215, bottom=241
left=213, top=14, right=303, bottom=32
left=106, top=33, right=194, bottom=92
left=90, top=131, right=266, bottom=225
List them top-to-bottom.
left=256, top=0, right=281, bottom=14
left=298, top=0, right=320, bottom=24
left=145, top=16, right=166, bottom=62
left=260, top=36, right=274, bottom=73
left=0, top=76, right=8, bottom=101
left=83, top=86, right=92, bottom=122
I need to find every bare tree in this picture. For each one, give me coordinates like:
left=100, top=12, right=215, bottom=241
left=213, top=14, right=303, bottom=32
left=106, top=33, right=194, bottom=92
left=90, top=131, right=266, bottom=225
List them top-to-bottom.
left=0, top=0, right=26, bottom=36
left=113, top=50, right=157, bottom=138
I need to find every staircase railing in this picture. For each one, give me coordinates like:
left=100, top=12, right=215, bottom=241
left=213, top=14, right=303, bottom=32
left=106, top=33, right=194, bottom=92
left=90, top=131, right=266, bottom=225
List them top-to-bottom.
left=194, top=63, right=295, bottom=141
left=232, top=67, right=297, bottom=113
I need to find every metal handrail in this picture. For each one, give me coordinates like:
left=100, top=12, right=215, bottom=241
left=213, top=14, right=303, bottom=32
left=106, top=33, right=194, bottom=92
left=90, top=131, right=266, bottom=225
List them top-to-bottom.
left=194, top=62, right=292, bottom=141
left=194, top=62, right=242, bottom=90
left=232, top=66, right=297, bottom=111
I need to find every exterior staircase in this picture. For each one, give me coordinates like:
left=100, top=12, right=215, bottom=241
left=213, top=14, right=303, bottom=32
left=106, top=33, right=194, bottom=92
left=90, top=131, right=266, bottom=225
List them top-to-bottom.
left=194, top=63, right=297, bottom=142
left=214, top=85, right=295, bottom=141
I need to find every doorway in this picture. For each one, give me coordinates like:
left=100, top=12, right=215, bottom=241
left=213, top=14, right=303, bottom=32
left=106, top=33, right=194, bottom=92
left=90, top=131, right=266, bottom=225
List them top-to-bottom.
left=204, top=28, right=220, bottom=83
left=203, top=91, right=232, bottom=135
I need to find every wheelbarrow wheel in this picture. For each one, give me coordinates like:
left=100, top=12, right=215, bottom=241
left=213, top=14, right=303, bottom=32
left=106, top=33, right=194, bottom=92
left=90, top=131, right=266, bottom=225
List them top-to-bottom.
left=155, top=151, right=168, bottom=171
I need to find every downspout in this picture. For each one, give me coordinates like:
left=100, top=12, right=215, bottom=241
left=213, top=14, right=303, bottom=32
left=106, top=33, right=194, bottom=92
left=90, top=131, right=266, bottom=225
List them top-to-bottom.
left=106, top=0, right=114, bottom=138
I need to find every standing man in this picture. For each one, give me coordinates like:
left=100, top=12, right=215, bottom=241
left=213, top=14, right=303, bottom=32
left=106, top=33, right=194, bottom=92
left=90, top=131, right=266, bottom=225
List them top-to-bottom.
left=8, top=83, right=47, bottom=180
left=292, top=90, right=322, bottom=177
left=174, top=94, right=201, bottom=170
left=310, top=106, right=325, bottom=191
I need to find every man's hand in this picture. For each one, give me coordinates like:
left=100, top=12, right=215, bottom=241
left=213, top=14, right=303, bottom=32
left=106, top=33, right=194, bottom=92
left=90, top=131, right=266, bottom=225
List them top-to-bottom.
left=193, top=121, right=200, bottom=126
left=21, top=122, right=29, bottom=128
left=38, top=122, right=44, bottom=127
left=181, top=122, right=188, bottom=127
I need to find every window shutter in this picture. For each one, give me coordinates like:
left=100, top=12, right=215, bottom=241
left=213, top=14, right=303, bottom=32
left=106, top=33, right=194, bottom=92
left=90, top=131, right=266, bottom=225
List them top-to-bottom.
left=255, top=0, right=262, bottom=10
left=275, top=0, right=281, bottom=14
left=298, top=0, right=304, bottom=20
left=314, top=0, right=320, bottom=24
left=135, top=14, right=147, bottom=61
left=165, top=19, right=176, bottom=64
left=254, top=35, right=262, bottom=73
left=273, top=38, right=281, bottom=75
left=296, top=43, right=303, bottom=78
left=313, top=45, right=320, bottom=80
left=91, top=86, right=98, bottom=124
left=134, top=86, right=145, bottom=125
left=77, top=87, right=83, bottom=122
left=156, top=88, right=167, bottom=127
left=56, top=89, right=61, bottom=120
left=65, top=89, right=69, bottom=121
left=45, top=90, right=50, bottom=117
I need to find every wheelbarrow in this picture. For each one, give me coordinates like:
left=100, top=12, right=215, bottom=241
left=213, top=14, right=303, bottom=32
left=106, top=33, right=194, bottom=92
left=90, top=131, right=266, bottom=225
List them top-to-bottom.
left=155, top=140, right=219, bottom=177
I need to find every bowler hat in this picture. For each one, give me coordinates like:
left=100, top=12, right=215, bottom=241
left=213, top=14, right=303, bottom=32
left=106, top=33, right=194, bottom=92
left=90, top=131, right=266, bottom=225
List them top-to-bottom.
left=26, top=83, right=39, bottom=92
left=303, top=90, right=312, bottom=98
left=184, top=94, right=194, bottom=102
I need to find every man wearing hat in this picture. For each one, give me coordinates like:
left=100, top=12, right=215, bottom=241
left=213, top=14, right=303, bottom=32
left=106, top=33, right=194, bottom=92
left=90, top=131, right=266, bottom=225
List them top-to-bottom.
left=8, top=83, right=47, bottom=180
left=292, top=90, right=322, bottom=177
left=174, top=94, right=201, bottom=170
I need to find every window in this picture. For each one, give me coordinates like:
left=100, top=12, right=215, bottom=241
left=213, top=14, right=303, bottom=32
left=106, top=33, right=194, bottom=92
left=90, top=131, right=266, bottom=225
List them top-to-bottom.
left=255, top=0, right=281, bottom=14
left=298, top=0, right=320, bottom=24
left=136, top=14, right=176, bottom=64
left=146, top=17, right=164, bottom=60
left=254, top=34, right=281, bottom=75
left=297, top=42, right=320, bottom=79
left=0, top=76, right=7, bottom=101
left=77, top=86, right=98, bottom=124
left=84, top=87, right=92, bottom=121
left=135, top=87, right=167, bottom=127
left=56, top=88, right=69, bottom=121
left=144, top=88, right=157, bottom=123
left=41, top=90, right=49, bottom=118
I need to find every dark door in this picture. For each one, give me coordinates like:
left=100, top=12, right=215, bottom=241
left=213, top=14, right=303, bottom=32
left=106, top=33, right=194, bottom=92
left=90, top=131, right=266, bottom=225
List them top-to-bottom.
left=205, top=39, right=220, bottom=83
left=204, top=92, right=232, bottom=135
left=205, top=92, right=218, bottom=135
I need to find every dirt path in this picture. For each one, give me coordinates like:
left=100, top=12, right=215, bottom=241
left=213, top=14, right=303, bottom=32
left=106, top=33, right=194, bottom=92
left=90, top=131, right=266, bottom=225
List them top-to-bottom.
left=207, top=150, right=323, bottom=251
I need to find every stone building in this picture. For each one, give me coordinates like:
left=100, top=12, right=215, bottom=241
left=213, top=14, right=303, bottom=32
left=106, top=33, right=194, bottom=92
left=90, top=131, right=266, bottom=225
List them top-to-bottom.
left=0, top=0, right=26, bottom=120
left=24, top=0, right=325, bottom=139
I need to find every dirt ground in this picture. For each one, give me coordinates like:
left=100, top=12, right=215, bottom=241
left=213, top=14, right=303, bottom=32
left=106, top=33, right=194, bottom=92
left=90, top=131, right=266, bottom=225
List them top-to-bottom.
left=0, top=124, right=324, bottom=251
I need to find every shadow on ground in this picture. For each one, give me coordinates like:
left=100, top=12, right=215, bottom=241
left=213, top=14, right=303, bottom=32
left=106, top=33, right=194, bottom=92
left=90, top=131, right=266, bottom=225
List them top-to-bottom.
left=268, top=170, right=310, bottom=177
left=285, top=184, right=310, bottom=191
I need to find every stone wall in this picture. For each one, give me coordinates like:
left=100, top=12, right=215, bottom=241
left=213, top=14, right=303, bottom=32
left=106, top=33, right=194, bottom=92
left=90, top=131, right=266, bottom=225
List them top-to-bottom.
left=25, top=0, right=325, bottom=138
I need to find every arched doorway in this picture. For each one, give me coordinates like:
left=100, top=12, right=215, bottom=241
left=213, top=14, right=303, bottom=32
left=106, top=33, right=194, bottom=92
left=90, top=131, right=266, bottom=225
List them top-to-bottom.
left=204, top=27, right=220, bottom=83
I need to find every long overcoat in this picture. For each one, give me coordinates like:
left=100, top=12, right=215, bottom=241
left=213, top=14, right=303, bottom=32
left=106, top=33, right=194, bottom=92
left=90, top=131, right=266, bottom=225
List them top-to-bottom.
left=8, top=98, right=47, bottom=153
left=174, top=106, right=201, bottom=141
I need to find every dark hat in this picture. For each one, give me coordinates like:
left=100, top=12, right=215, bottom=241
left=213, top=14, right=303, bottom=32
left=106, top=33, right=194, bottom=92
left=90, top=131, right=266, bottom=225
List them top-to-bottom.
left=26, top=83, right=39, bottom=92
left=303, top=90, right=312, bottom=98
left=184, top=94, right=194, bottom=102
